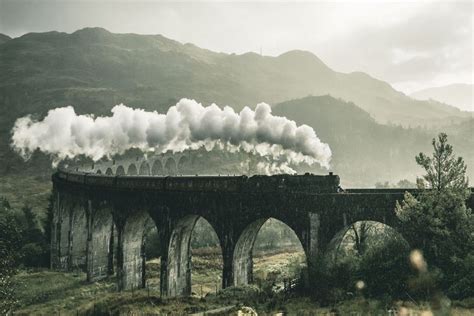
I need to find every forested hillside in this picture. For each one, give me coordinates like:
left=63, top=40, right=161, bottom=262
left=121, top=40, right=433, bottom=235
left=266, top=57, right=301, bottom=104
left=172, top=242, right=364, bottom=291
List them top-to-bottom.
left=0, top=27, right=468, bottom=126
left=0, top=28, right=472, bottom=202
left=273, top=96, right=473, bottom=187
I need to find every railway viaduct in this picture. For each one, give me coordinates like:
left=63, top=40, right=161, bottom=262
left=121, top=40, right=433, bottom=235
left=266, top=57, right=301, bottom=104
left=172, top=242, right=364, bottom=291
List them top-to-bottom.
left=51, top=165, right=474, bottom=298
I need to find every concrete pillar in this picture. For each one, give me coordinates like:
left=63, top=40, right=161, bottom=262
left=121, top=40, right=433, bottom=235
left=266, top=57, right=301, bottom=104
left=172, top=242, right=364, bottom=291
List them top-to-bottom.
left=50, top=190, right=62, bottom=269
left=56, top=196, right=72, bottom=270
left=68, top=203, right=88, bottom=271
left=87, top=205, right=114, bottom=282
left=117, top=211, right=152, bottom=291
left=299, top=212, right=324, bottom=289
left=305, top=212, right=321, bottom=269
left=166, top=215, right=199, bottom=297
left=232, top=219, right=265, bottom=286
left=159, top=232, right=170, bottom=297
left=221, top=235, right=235, bottom=289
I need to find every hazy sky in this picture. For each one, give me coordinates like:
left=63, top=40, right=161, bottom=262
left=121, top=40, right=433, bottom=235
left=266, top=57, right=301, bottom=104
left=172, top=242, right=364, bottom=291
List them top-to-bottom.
left=0, top=0, right=472, bottom=93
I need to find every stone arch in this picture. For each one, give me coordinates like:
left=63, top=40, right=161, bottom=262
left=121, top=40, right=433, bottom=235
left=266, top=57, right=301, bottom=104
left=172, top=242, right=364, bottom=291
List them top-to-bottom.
left=177, top=156, right=190, bottom=175
left=164, top=158, right=177, bottom=176
left=151, top=160, right=163, bottom=176
left=139, top=162, right=151, bottom=175
left=127, top=164, right=138, bottom=175
left=116, top=165, right=125, bottom=176
left=105, top=167, right=113, bottom=175
left=96, top=169, right=102, bottom=174
left=69, top=202, right=88, bottom=271
left=88, top=206, right=114, bottom=282
left=119, top=211, right=155, bottom=290
left=166, top=215, right=222, bottom=297
left=190, top=217, right=223, bottom=296
left=233, top=217, right=307, bottom=287
left=323, top=220, right=410, bottom=295
left=325, top=220, right=408, bottom=265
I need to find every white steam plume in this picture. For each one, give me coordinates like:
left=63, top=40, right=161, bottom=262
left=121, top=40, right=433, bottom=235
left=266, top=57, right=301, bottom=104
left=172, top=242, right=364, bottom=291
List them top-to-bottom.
left=11, top=98, right=332, bottom=173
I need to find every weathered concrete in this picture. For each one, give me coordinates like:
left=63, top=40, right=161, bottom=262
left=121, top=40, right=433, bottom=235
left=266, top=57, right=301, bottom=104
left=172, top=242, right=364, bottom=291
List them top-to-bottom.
left=51, top=170, right=474, bottom=298
left=69, top=202, right=88, bottom=270
left=87, top=204, right=114, bottom=281
left=117, top=210, right=151, bottom=290
left=167, top=215, right=200, bottom=297
left=233, top=219, right=266, bottom=286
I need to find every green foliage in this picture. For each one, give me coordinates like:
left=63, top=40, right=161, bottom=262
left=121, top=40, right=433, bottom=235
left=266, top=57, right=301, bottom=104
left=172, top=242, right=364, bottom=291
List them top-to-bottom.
left=396, top=133, right=474, bottom=298
left=415, top=133, right=468, bottom=191
left=0, top=197, right=50, bottom=269
left=0, top=198, right=23, bottom=313
left=323, top=222, right=411, bottom=301
left=358, top=236, right=411, bottom=297
left=446, top=254, right=474, bottom=298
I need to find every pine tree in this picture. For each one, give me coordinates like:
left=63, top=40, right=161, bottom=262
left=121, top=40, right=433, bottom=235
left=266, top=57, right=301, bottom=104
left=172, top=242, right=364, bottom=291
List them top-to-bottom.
left=396, top=133, right=474, bottom=297
left=415, top=133, right=468, bottom=192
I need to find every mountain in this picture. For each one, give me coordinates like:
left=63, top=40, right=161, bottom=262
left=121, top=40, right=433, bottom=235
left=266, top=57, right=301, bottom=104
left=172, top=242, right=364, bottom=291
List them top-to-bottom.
left=0, top=27, right=469, bottom=129
left=0, top=28, right=472, bottom=183
left=0, top=33, right=11, bottom=45
left=411, top=84, right=473, bottom=112
left=273, top=96, right=474, bottom=187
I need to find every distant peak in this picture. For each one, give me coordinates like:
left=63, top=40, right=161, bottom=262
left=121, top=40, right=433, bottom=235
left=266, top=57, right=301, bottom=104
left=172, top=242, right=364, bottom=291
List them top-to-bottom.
left=70, top=27, right=114, bottom=43
left=73, top=27, right=111, bottom=35
left=0, top=33, right=12, bottom=40
left=0, top=33, right=11, bottom=45
left=277, top=50, right=330, bottom=70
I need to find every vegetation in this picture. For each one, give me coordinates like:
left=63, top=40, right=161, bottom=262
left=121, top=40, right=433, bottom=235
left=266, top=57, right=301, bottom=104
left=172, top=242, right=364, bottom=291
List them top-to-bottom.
left=0, top=28, right=472, bottom=312
left=0, top=28, right=472, bottom=204
left=274, top=96, right=474, bottom=187
left=2, top=132, right=473, bottom=314
left=396, top=133, right=474, bottom=299
left=0, top=196, right=51, bottom=314
left=0, top=197, right=51, bottom=269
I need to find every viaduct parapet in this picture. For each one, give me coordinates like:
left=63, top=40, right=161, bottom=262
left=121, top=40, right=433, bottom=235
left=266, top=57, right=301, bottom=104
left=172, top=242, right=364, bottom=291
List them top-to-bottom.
left=51, top=170, right=474, bottom=297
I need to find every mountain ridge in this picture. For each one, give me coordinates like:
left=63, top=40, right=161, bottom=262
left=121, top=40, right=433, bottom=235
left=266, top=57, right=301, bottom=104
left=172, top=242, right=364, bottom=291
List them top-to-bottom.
left=0, top=27, right=469, bottom=128
left=0, top=33, right=11, bottom=45
left=411, top=83, right=473, bottom=112
left=273, top=95, right=473, bottom=186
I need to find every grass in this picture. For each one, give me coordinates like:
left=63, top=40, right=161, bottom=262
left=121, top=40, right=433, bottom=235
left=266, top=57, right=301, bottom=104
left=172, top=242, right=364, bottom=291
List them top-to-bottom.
left=0, top=174, right=51, bottom=219
left=11, top=251, right=474, bottom=315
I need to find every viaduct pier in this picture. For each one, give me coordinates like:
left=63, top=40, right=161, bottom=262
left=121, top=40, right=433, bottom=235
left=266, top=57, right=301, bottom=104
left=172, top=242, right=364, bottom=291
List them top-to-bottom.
left=51, top=168, right=474, bottom=297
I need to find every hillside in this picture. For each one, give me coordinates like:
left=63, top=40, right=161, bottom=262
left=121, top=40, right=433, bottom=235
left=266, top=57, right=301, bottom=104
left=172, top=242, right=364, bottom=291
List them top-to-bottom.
left=0, top=27, right=468, bottom=128
left=0, top=28, right=472, bottom=188
left=0, top=33, right=11, bottom=45
left=411, top=84, right=473, bottom=112
left=273, top=96, right=474, bottom=187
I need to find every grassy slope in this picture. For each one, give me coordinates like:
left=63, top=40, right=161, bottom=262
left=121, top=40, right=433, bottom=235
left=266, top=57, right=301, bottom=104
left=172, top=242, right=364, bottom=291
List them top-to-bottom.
left=0, top=175, right=51, bottom=218
left=13, top=251, right=474, bottom=315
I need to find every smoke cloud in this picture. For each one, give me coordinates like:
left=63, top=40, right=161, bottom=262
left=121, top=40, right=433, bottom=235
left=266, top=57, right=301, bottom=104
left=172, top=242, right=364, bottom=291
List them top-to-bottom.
left=11, top=98, right=332, bottom=173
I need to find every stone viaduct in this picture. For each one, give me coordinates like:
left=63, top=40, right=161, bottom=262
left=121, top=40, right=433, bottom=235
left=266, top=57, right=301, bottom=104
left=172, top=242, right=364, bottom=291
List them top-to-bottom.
left=79, top=152, right=192, bottom=176
left=51, top=167, right=474, bottom=298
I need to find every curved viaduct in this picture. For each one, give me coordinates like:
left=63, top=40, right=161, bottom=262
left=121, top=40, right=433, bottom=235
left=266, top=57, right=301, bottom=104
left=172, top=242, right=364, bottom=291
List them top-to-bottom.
left=51, top=170, right=474, bottom=297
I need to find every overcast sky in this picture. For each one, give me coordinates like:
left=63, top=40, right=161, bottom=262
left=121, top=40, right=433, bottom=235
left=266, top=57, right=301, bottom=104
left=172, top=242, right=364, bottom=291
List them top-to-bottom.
left=0, top=0, right=472, bottom=93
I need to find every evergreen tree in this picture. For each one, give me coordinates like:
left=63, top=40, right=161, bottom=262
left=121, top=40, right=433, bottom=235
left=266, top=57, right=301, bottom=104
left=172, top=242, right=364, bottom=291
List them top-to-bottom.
left=396, top=133, right=474, bottom=297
